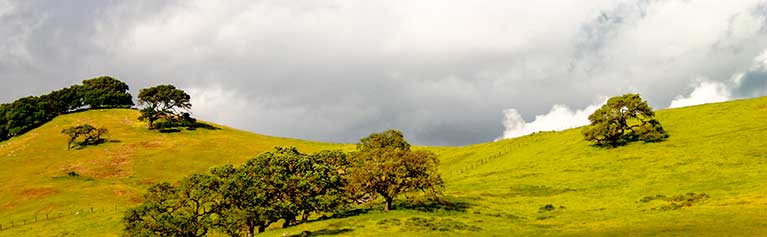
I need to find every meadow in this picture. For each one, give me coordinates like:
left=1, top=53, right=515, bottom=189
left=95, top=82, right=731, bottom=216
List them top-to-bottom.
left=1, top=97, right=766, bottom=236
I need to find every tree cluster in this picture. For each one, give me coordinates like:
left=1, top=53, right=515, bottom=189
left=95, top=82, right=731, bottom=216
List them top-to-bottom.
left=0, top=76, right=133, bottom=142
left=137, top=85, right=194, bottom=130
left=582, top=94, right=669, bottom=147
left=61, top=124, right=108, bottom=150
left=125, top=130, right=443, bottom=236
left=125, top=147, right=350, bottom=237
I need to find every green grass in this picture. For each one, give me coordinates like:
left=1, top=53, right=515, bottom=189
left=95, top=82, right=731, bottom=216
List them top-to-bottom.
left=2, top=97, right=767, bottom=236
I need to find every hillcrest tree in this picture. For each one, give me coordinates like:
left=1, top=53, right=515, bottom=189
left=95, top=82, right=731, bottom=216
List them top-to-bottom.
left=81, top=76, right=134, bottom=108
left=137, top=85, right=192, bottom=129
left=582, top=94, right=668, bottom=147
left=350, top=130, right=443, bottom=211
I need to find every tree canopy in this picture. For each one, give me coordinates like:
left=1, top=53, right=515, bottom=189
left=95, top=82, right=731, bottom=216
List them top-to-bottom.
left=0, top=76, right=132, bottom=142
left=81, top=76, right=134, bottom=108
left=137, top=85, right=193, bottom=129
left=582, top=94, right=669, bottom=147
left=61, top=124, right=108, bottom=150
left=350, top=129, right=443, bottom=211
left=126, top=147, right=351, bottom=237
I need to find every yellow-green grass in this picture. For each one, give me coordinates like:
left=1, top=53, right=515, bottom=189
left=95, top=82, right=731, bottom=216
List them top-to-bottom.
left=2, top=96, right=767, bottom=236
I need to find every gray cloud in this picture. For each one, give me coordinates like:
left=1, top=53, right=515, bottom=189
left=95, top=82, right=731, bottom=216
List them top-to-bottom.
left=2, top=0, right=767, bottom=145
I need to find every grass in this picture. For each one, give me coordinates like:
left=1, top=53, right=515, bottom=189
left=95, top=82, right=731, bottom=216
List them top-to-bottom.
left=1, top=97, right=767, bottom=236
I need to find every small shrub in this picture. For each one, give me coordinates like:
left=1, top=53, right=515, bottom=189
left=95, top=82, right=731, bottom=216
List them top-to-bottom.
left=67, top=171, right=80, bottom=177
left=640, top=192, right=710, bottom=210
left=539, top=204, right=556, bottom=213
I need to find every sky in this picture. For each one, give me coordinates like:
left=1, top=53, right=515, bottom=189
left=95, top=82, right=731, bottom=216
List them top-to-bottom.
left=1, top=0, right=767, bottom=146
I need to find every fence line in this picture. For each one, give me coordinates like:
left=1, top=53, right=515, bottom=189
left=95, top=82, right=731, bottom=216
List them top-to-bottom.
left=0, top=204, right=128, bottom=232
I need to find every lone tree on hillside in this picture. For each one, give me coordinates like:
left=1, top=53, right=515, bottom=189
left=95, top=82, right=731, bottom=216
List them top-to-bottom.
left=81, top=76, right=134, bottom=108
left=137, top=85, right=192, bottom=129
left=582, top=94, right=668, bottom=148
left=61, top=124, right=108, bottom=150
left=349, top=130, right=443, bottom=211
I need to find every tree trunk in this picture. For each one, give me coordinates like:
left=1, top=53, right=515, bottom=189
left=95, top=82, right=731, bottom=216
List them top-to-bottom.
left=384, top=196, right=393, bottom=211
left=301, top=211, right=310, bottom=223
left=282, top=217, right=292, bottom=228
left=247, top=224, right=255, bottom=237
left=257, top=224, right=266, bottom=233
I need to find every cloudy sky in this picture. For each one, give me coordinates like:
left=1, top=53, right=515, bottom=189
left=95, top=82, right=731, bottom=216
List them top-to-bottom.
left=2, top=0, right=767, bottom=145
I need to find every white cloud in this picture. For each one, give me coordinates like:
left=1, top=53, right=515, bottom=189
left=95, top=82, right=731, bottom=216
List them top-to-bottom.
left=668, top=80, right=733, bottom=108
left=498, top=99, right=606, bottom=140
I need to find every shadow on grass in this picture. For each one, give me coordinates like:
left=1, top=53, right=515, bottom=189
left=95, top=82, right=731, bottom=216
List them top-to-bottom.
left=157, top=122, right=221, bottom=133
left=70, top=139, right=120, bottom=150
left=394, top=196, right=471, bottom=213
left=329, top=208, right=373, bottom=219
left=287, top=228, right=353, bottom=237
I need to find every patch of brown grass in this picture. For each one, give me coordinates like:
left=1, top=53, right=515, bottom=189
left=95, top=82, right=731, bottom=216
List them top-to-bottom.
left=20, top=188, right=58, bottom=199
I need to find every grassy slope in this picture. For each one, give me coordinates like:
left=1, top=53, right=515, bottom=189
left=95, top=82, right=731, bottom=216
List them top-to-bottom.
left=2, top=97, right=767, bottom=236
left=0, top=109, right=348, bottom=236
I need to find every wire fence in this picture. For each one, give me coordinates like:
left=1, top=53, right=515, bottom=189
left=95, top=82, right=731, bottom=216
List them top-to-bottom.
left=0, top=205, right=128, bottom=232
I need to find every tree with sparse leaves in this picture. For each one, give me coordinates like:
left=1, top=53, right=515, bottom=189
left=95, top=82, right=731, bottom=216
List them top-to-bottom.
left=582, top=94, right=668, bottom=148
left=61, top=124, right=108, bottom=150
left=349, top=130, right=443, bottom=211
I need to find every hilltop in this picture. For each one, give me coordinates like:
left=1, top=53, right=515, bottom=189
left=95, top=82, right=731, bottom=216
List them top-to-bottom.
left=1, top=97, right=767, bottom=236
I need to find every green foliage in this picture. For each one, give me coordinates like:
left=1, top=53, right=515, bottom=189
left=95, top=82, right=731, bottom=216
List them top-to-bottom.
left=0, top=76, right=129, bottom=142
left=81, top=76, right=134, bottom=109
left=40, top=85, right=84, bottom=117
left=137, top=85, right=193, bottom=129
left=582, top=94, right=669, bottom=147
left=61, top=124, right=108, bottom=150
left=357, top=129, right=411, bottom=152
left=350, top=130, right=444, bottom=211
left=125, top=146, right=351, bottom=237
left=123, top=176, right=220, bottom=237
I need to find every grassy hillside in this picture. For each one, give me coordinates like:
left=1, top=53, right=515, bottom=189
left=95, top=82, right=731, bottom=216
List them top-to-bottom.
left=2, top=97, right=767, bottom=236
left=0, top=109, right=348, bottom=236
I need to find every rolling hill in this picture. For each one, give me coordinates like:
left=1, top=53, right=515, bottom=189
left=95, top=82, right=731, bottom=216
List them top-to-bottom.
left=1, top=97, right=767, bottom=236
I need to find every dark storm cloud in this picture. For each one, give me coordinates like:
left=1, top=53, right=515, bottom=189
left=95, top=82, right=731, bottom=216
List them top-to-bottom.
left=2, top=0, right=767, bottom=145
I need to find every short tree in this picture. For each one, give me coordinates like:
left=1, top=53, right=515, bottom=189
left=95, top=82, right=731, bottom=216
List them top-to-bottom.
left=81, top=76, right=134, bottom=108
left=137, top=85, right=192, bottom=129
left=582, top=94, right=668, bottom=147
left=61, top=124, right=108, bottom=150
left=350, top=130, right=443, bottom=211
left=123, top=175, right=220, bottom=237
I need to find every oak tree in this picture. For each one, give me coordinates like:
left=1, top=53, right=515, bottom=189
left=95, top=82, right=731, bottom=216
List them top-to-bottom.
left=582, top=94, right=668, bottom=147
left=350, top=130, right=443, bottom=211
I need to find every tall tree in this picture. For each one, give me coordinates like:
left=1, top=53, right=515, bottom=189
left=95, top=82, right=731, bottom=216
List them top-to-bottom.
left=81, top=76, right=134, bottom=108
left=40, top=85, right=83, bottom=118
left=137, top=85, right=192, bottom=129
left=582, top=93, right=668, bottom=147
left=3, top=96, right=47, bottom=137
left=350, top=130, right=443, bottom=211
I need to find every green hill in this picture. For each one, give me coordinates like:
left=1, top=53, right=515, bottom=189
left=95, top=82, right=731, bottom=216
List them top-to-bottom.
left=1, top=97, right=767, bottom=236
